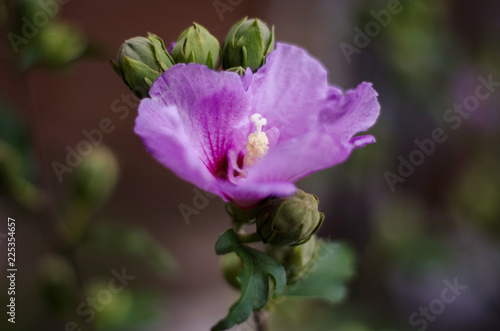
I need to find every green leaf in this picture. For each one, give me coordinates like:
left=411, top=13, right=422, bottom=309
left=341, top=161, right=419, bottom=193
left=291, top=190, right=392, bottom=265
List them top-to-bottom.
left=147, top=32, right=175, bottom=70
left=122, top=57, right=161, bottom=89
left=212, top=229, right=286, bottom=330
left=285, top=241, right=356, bottom=303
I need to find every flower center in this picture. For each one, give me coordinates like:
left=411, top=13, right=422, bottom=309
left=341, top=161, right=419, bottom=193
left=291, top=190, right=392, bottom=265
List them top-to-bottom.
left=243, top=113, right=269, bottom=167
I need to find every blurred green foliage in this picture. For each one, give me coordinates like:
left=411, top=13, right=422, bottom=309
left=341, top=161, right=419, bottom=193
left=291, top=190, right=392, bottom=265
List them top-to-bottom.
left=10, top=0, right=88, bottom=69
left=1, top=3, right=174, bottom=330
left=212, top=229, right=286, bottom=330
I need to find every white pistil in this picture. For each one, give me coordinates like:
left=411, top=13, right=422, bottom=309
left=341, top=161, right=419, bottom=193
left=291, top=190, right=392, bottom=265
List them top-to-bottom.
left=243, top=114, right=269, bottom=167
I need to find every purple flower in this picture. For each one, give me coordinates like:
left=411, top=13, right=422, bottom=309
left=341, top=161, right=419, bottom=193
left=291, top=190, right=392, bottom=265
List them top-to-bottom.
left=167, top=41, right=176, bottom=55
left=135, top=43, right=380, bottom=207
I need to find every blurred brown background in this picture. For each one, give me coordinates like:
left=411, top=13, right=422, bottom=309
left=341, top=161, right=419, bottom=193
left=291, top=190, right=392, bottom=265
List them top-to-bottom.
left=1, top=0, right=500, bottom=330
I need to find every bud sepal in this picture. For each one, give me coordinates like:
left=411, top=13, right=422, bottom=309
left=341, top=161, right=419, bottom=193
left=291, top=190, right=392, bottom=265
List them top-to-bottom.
left=222, top=17, right=275, bottom=72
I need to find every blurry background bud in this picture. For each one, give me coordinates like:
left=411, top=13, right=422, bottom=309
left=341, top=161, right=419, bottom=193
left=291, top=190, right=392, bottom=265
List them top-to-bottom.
left=0, top=0, right=7, bottom=27
left=14, top=0, right=88, bottom=70
left=222, top=17, right=275, bottom=72
left=27, top=22, right=88, bottom=69
left=172, top=23, right=220, bottom=69
left=148, top=33, right=175, bottom=70
left=111, top=34, right=174, bottom=98
left=167, top=41, right=176, bottom=54
left=0, top=139, right=44, bottom=210
left=0, top=139, right=23, bottom=194
left=64, top=145, right=119, bottom=242
left=71, top=145, right=118, bottom=208
left=256, top=189, right=324, bottom=246
left=225, top=202, right=259, bottom=223
left=268, top=235, right=320, bottom=284
left=221, top=252, right=243, bottom=289
left=38, top=255, right=78, bottom=316
left=86, top=279, right=134, bottom=330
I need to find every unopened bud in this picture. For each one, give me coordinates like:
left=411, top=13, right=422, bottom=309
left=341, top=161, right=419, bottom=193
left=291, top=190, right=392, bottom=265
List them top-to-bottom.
left=222, top=17, right=275, bottom=72
left=172, top=23, right=220, bottom=69
left=111, top=33, right=174, bottom=98
left=256, top=189, right=324, bottom=246
left=268, top=235, right=320, bottom=284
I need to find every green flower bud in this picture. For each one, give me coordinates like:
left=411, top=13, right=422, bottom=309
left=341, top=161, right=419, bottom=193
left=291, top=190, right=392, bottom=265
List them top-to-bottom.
left=222, top=17, right=275, bottom=72
left=172, top=23, right=220, bottom=69
left=111, top=33, right=174, bottom=98
left=256, top=190, right=324, bottom=246
left=268, top=235, right=320, bottom=284
left=221, top=252, right=243, bottom=289
left=38, top=255, right=78, bottom=315
left=86, top=280, right=133, bottom=329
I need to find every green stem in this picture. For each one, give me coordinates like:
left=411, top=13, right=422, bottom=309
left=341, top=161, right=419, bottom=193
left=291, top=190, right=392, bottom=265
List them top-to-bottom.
left=233, top=222, right=244, bottom=233
left=236, top=232, right=261, bottom=244
left=254, top=310, right=267, bottom=331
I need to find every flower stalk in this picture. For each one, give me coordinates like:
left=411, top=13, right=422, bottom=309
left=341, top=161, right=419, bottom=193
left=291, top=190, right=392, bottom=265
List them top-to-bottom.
left=236, top=232, right=261, bottom=244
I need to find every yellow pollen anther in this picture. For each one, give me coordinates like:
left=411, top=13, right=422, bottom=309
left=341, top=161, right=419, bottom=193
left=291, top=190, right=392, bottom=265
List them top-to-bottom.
left=243, top=114, right=269, bottom=167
